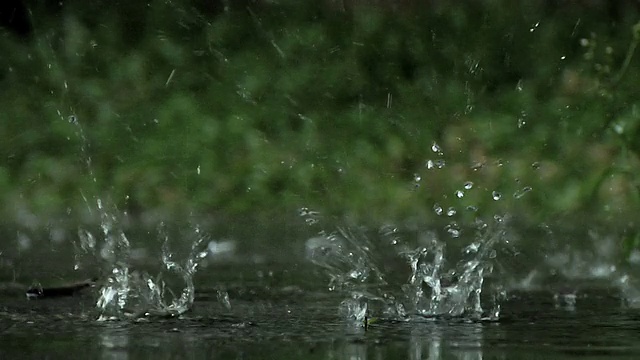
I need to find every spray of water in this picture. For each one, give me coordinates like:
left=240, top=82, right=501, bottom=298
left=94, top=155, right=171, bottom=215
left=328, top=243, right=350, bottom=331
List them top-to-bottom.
left=68, top=115, right=209, bottom=320
left=305, top=141, right=513, bottom=323
left=307, top=214, right=509, bottom=323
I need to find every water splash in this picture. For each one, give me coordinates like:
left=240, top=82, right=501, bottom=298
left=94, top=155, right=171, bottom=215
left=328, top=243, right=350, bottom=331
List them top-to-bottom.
left=68, top=114, right=209, bottom=320
left=306, top=214, right=510, bottom=323
left=94, top=222, right=209, bottom=321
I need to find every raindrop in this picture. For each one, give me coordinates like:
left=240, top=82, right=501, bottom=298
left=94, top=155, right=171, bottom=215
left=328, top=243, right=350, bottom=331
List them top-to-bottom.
left=529, top=21, right=540, bottom=32
left=516, top=79, right=523, bottom=92
left=68, top=115, right=78, bottom=124
left=518, top=117, right=526, bottom=128
left=431, top=142, right=442, bottom=154
left=434, top=159, right=446, bottom=169
left=426, top=160, right=435, bottom=169
left=471, top=162, right=484, bottom=171
left=531, top=162, right=540, bottom=170
left=197, top=166, right=201, bottom=175
left=413, top=174, right=421, bottom=182
left=464, top=181, right=474, bottom=190
left=514, top=186, right=532, bottom=199
left=455, top=190, right=464, bottom=198
left=492, top=191, right=502, bottom=201
left=433, top=203, right=443, bottom=216
left=466, top=205, right=478, bottom=212
left=446, top=207, right=457, bottom=216
left=445, top=223, right=461, bottom=238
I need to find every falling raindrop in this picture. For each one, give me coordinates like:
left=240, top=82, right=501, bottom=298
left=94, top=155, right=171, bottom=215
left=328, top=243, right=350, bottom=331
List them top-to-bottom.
left=529, top=21, right=540, bottom=32
left=518, top=118, right=526, bottom=128
left=431, top=142, right=442, bottom=154
left=426, top=160, right=435, bottom=169
left=413, top=174, right=422, bottom=189
left=464, top=181, right=474, bottom=190
left=514, top=186, right=532, bottom=199
left=455, top=190, right=464, bottom=198
left=492, top=191, right=502, bottom=201
left=433, top=203, right=443, bottom=216
left=446, top=207, right=457, bottom=217
left=445, top=222, right=461, bottom=238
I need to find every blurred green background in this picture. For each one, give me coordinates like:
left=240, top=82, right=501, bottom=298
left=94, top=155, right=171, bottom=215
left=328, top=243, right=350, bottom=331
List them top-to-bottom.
left=1, top=0, right=640, bottom=232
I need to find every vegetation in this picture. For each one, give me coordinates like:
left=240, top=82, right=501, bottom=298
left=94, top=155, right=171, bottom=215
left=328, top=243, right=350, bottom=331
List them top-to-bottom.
left=1, top=1, right=640, bottom=233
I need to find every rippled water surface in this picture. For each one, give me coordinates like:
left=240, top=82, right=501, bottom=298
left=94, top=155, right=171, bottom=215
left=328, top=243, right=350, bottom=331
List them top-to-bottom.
left=2, top=262, right=640, bottom=359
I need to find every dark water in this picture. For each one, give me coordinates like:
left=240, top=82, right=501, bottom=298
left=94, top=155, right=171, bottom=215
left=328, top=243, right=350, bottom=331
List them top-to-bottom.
left=2, top=267, right=640, bottom=360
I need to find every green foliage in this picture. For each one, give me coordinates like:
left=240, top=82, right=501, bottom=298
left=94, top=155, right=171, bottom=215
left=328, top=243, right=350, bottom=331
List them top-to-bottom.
left=1, top=1, right=640, bottom=230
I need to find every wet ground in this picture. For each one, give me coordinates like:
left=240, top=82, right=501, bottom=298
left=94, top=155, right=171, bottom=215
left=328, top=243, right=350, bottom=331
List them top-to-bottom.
left=2, top=272, right=640, bottom=359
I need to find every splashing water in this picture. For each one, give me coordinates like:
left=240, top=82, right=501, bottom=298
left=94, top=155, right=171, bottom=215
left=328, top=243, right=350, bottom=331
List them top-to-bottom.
left=68, top=115, right=209, bottom=320
left=306, top=214, right=509, bottom=324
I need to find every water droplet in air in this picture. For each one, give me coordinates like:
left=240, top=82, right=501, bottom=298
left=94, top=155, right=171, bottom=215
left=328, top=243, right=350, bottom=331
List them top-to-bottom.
left=529, top=21, right=540, bottom=32
left=68, top=115, right=78, bottom=124
left=518, top=117, right=526, bottom=128
left=431, top=142, right=442, bottom=154
left=426, top=160, right=435, bottom=169
left=531, top=162, right=540, bottom=170
left=197, top=166, right=201, bottom=175
left=413, top=174, right=421, bottom=182
left=464, top=181, right=474, bottom=190
left=514, top=186, right=532, bottom=199
left=455, top=190, right=464, bottom=198
left=492, top=191, right=502, bottom=201
left=433, top=203, right=443, bottom=216
left=446, top=207, right=457, bottom=216
left=445, top=222, right=461, bottom=238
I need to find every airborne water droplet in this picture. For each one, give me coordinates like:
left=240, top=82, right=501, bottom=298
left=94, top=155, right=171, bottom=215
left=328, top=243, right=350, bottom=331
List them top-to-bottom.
left=529, top=21, right=540, bottom=32
left=431, top=142, right=442, bottom=154
left=464, top=181, right=474, bottom=190
left=514, top=186, right=532, bottom=199
left=455, top=190, right=464, bottom=198
left=492, top=191, right=502, bottom=201
left=433, top=203, right=443, bottom=216
left=445, top=222, right=461, bottom=238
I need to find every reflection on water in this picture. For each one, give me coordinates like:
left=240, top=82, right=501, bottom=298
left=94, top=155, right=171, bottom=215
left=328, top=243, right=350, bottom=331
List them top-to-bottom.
left=1, top=287, right=640, bottom=359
